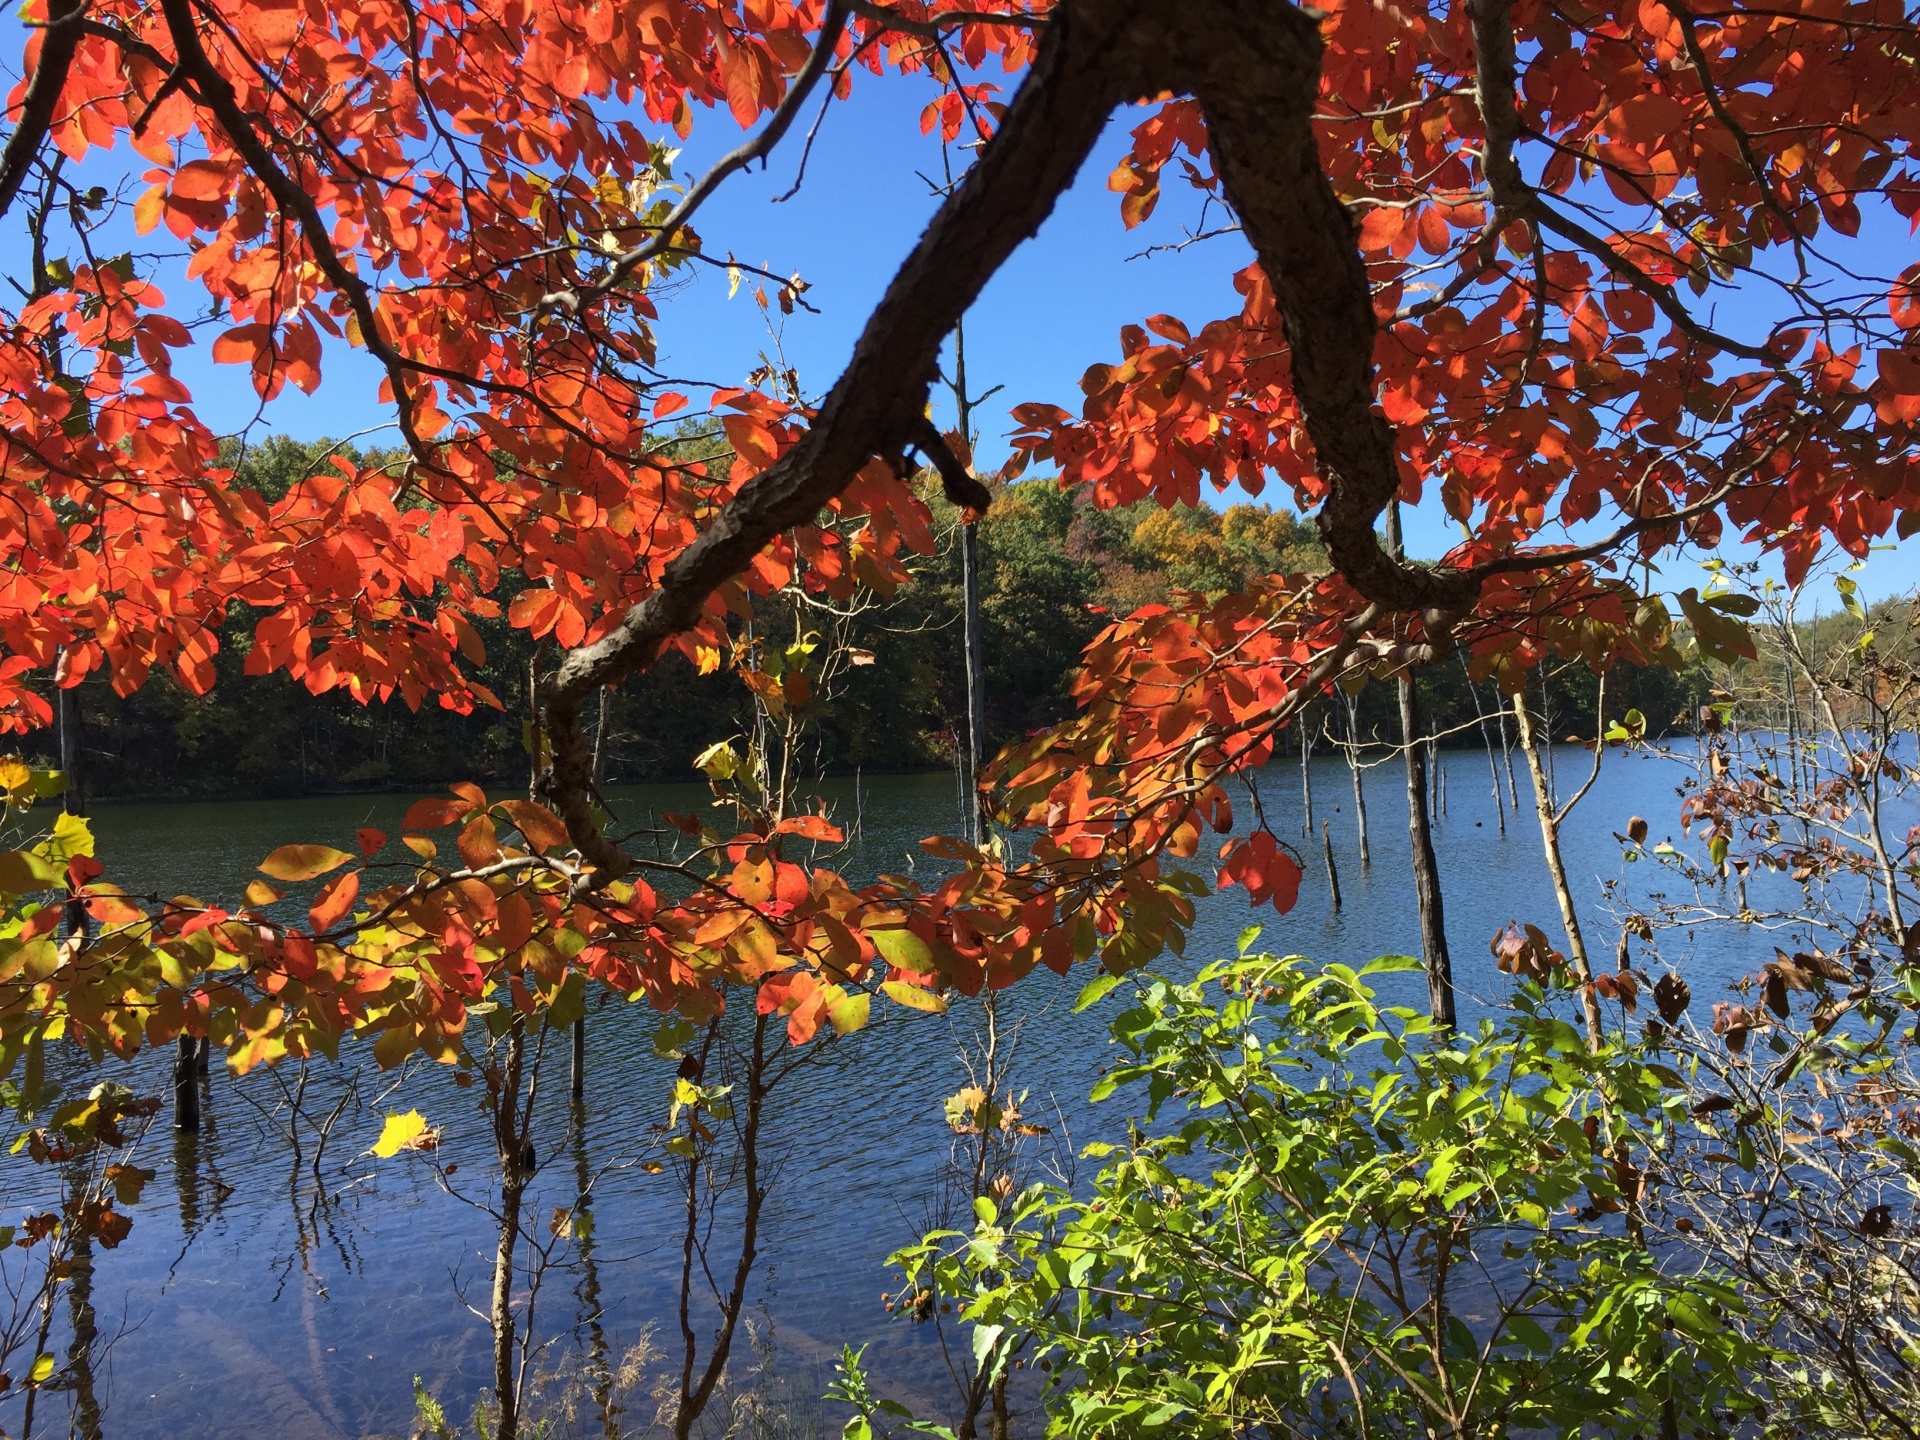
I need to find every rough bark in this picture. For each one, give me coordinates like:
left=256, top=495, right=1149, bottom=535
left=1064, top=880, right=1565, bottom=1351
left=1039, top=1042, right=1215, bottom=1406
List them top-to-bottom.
left=535, top=0, right=1470, bottom=881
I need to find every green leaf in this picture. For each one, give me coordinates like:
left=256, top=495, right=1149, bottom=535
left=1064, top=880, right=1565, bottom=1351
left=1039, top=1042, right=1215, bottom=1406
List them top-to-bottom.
left=1835, top=574, right=1866, bottom=620
left=1678, top=588, right=1757, bottom=664
left=692, top=740, right=740, bottom=780
left=36, top=811, right=94, bottom=865
left=0, top=850, right=60, bottom=894
left=871, top=927, right=932, bottom=971
left=1361, top=953, right=1422, bottom=976
left=546, top=971, right=588, bottom=1030
left=1075, top=972, right=1123, bottom=1013
left=881, top=979, right=948, bottom=1013
left=825, top=987, right=870, bottom=1036
left=652, top=1014, right=697, bottom=1059
left=971, top=1322, right=1005, bottom=1373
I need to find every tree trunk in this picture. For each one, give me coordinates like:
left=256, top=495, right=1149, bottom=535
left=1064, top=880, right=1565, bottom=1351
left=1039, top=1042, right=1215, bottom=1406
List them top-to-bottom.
left=1386, top=505, right=1454, bottom=1026
left=961, top=522, right=986, bottom=846
left=1463, top=664, right=1507, bottom=836
left=1511, top=691, right=1605, bottom=1047
left=1345, top=693, right=1370, bottom=867
left=1299, top=709, right=1314, bottom=837
left=1322, top=820, right=1342, bottom=911
left=570, top=1014, right=585, bottom=1101
left=491, top=1019, right=528, bottom=1440
left=173, top=1035, right=200, bottom=1132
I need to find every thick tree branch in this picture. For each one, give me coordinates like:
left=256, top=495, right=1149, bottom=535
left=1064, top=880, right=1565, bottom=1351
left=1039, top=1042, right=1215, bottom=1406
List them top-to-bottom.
left=0, top=0, right=89, bottom=222
left=540, top=0, right=1499, bottom=881
left=541, top=0, right=1149, bottom=883
left=845, top=0, right=1050, bottom=38
left=1168, top=2, right=1479, bottom=617
left=912, top=416, right=993, bottom=513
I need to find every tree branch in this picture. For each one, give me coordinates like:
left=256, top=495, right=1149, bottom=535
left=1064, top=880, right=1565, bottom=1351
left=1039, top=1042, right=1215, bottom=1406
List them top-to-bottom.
left=0, top=0, right=89, bottom=222
left=540, top=0, right=1146, bottom=883
left=1170, top=1, right=1479, bottom=617
left=556, top=2, right=853, bottom=310
left=912, top=415, right=993, bottom=513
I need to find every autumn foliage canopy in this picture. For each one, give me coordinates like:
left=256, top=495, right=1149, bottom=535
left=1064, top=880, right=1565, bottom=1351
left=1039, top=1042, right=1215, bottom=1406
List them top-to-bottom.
left=2, top=0, right=1918, bottom=1072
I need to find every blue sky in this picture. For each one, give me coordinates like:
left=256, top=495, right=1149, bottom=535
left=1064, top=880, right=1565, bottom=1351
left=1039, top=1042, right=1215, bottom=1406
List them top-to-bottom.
left=9, top=24, right=1916, bottom=605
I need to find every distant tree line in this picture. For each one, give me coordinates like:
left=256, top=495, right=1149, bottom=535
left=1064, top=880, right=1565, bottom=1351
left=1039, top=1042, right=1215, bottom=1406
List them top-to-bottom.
left=26, top=436, right=1709, bottom=802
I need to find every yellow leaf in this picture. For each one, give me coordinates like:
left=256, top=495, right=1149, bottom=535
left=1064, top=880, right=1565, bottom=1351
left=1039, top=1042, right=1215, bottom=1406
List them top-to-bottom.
left=133, top=182, right=164, bottom=236
left=692, top=740, right=740, bottom=781
left=0, top=758, right=31, bottom=794
left=36, top=811, right=93, bottom=864
left=259, top=844, right=353, bottom=882
left=243, top=879, right=282, bottom=908
left=881, top=980, right=948, bottom=1014
left=371, top=1110, right=435, bottom=1159
left=29, top=1352, right=54, bottom=1384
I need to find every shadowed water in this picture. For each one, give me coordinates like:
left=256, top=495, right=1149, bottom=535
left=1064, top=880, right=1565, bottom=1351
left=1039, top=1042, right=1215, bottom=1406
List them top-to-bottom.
left=0, top=742, right=1854, bottom=1438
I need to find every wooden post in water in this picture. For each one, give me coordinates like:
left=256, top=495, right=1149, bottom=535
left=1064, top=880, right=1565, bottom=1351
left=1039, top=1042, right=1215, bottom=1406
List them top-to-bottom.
left=1385, top=503, right=1455, bottom=1027
left=1344, top=693, right=1370, bottom=868
left=1299, top=712, right=1314, bottom=838
left=1440, top=763, right=1448, bottom=817
left=1322, top=821, right=1341, bottom=912
left=571, top=1015, right=585, bottom=1101
left=173, top=1035, right=200, bottom=1132
left=195, top=1035, right=209, bottom=1074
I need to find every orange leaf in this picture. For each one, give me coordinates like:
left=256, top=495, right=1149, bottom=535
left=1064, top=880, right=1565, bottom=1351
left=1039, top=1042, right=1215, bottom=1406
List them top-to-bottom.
left=169, top=159, right=228, bottom=200
left=211, top=324, right=270, bottom=365
left=403, top=798, right=467, bottom=831
left=497, top=800, right=569, bottom=853
left=457, top=813, right=501, bottom=869
left=308, top=870, right=361, bottom=932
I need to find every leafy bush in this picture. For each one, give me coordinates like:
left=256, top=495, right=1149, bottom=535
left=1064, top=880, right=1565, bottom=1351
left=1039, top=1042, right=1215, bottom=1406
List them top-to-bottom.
left=872, top=947, right=1767, bottom=1439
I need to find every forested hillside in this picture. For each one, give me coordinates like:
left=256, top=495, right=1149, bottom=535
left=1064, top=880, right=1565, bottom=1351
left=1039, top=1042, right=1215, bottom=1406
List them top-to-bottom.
left=28, top=436, right=1708, bottom=802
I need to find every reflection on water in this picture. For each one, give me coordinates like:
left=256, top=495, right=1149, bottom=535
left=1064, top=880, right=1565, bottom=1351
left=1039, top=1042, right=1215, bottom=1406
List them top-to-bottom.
left=0, top=749, right=1866, bottom=1437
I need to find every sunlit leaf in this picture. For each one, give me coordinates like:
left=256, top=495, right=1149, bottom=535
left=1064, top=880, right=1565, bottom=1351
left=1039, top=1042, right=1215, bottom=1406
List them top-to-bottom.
left=259, top=845, right=353, bottom=882
left=371, top=1110, right=437, bottom=1158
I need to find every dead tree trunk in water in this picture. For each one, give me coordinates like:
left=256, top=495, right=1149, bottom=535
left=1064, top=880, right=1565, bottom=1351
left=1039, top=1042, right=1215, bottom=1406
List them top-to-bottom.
left=1386, top=504, right=1455, bottom=1027
left=1462, top=659, right=1507, bottom=836
left=1512, top=686, right=1607, bottom=1048
left=1344, top=692, right=1370, bottom=867
left=1299, top=708, right=1314, bottom=837
left=1322, top=820, right=1342, bottom=911
left=490, top=1017, right=532, bottom=1440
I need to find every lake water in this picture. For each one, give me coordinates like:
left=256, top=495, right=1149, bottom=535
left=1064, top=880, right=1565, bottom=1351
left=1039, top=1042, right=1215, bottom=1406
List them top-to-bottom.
left=0, top=743, right=1843, bottom=1438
